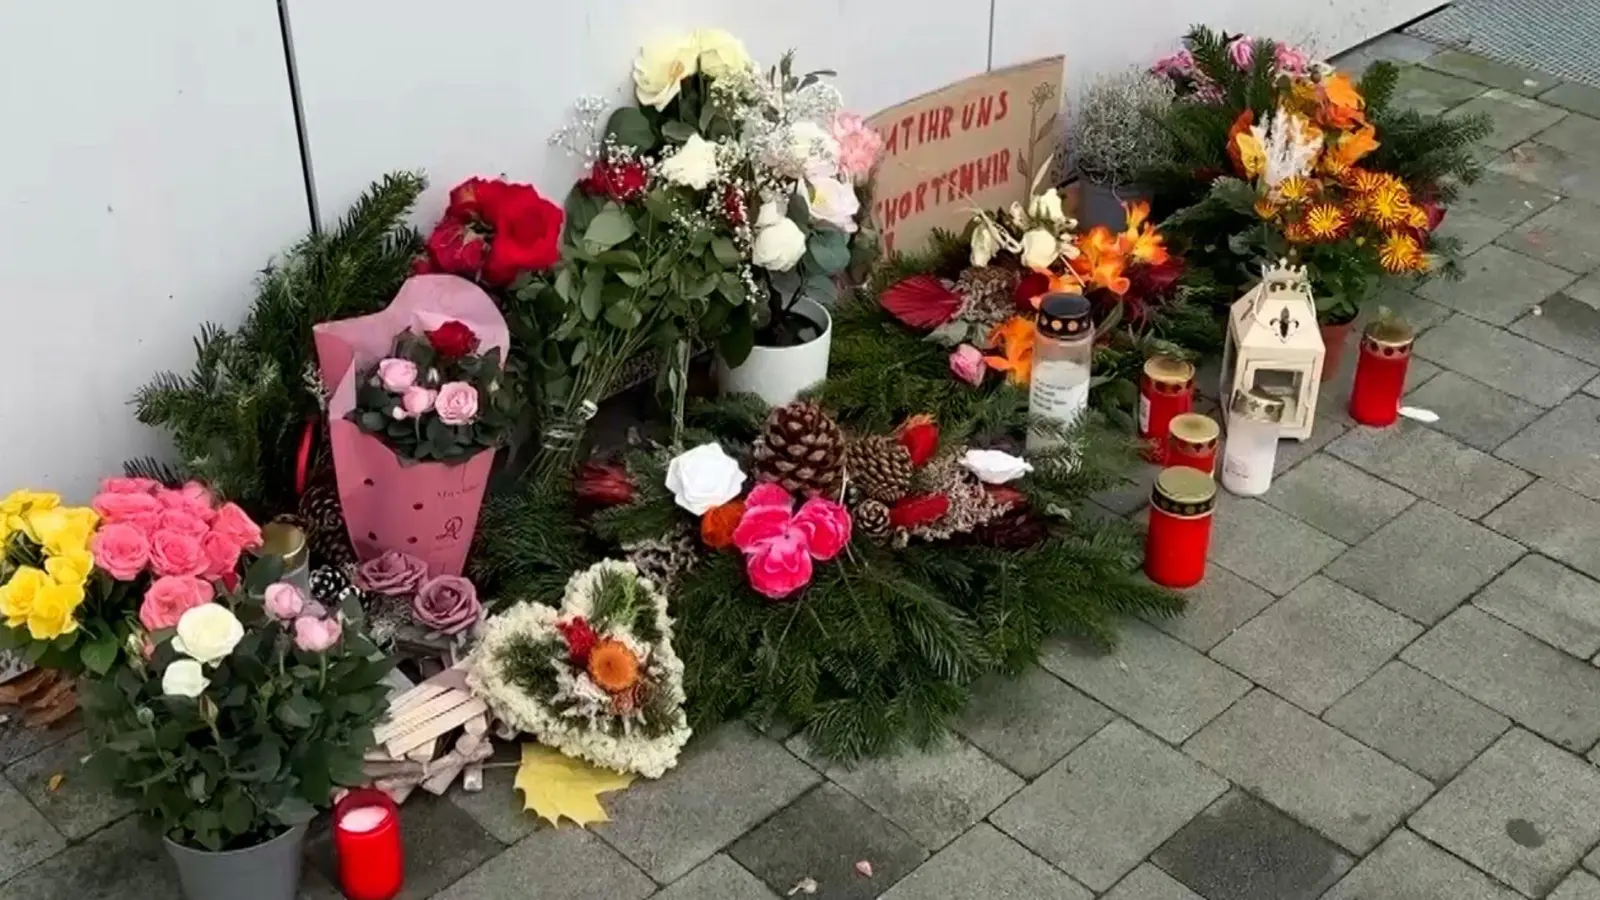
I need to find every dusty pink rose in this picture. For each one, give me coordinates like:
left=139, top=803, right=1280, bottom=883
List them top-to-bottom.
left=1227, top=36, right=1255, bottom=69
left=1273, top=43, right=1311, bottom=76
left=1151, top=49, right=1195, bottom=79
left=828, top=112, right=886, bottom=183
left=949, top=344, right=986, bottom=386
left=377, top=358, right=419, bottom=392
left=434, top=382, right=480, bottom=426
left=400, top=386, right=437, bottom=418
left=100, top=477, right=161, bottom=495
left=159, top=483, right=217, bottom=523
left=92, top=490, right=162, bottom=533
left=791, top=498, right=852, bottom=561
left=210, top=503, right=263, bottom=552
left=159, top=510, right=210, bottom=538
left=90, top=523, right=150, bottom=581
left=149, top=530, right=208, bottom=578
left=200, top=531, right=243, bottom=580
left=745, top=531, right=814, bottom=600
left=355, top=550, right=428, bottom=596
left=140, top=575, right=215, bottom=631
left=412, top=575, right=482, bottom=635
left=263, top=582, right=306, bottom=620
left=294, top=615, right=343, bottom=652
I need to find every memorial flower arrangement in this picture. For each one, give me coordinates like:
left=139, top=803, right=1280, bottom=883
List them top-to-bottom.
left=413, top=177, right=565, bottom=289
left=81, top=558, right=391, bottom=851
left=468, top=559, right=690, bottom=778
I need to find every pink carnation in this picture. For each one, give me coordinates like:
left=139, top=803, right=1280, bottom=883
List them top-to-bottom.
left=1273, top=43, right=1311, bottom=76
left=1151, top=49, right=1195, bottom=79
left=828, top=112, right=886, bottom=184
left=100, top=477, right=161, bottom=495
left=791, top=498, right=852, bottom=561
left=210, top=503, right=263, bottom=552
left=89, top=523, right=150, bottom=581
left=149, top=530, right=208, bottom=578
left=744, top=531, right=814, bottom=600
left=140, top=575, right=214, bottom=631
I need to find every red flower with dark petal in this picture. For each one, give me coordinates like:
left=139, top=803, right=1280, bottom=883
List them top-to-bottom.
left=584, top=160, right=649, bottom=202
left=482, top=185, right=564, bottom=285
left=1420, top=200, right=1446, bottom=233
left=425, top=219, right=488, bottom=277
left=1013, top=270, right=1051, bottom=310
left=425, top=320, right=480, bottom=359
left=896, top=419, right=939, bottom=468
left=575, top=462, right=636, bottom=507
left=888, top=493, right=951, bottom=530
left=555, top=617, right=599, bottom=666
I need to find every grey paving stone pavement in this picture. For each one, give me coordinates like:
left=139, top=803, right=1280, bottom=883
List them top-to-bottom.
left=1423, top=49, right=1559, bottom=96
left=1391, top=64, right=1491, bottom=114
left=1452, top=90, right=1569, bottom=151
left=1490, top=141, right=1600, bottom=199
left=1454, top=170, right=1562, bottom=225
left=1499, top=198, right=1600, bottom=273
left=1417, top=244, right=1578, bottom=326
left=1511, top=293, right=1600, bottom=366
left=1415, top=313, right=1594, bottom=405
left=1403, top=370, right=1544, bottom=451
left=1495, top=394, right=1600, bottom=500
left=1326, top=420, right=1532, bottom=518
left=1262, top=454, right=1416, bottom=543
left=1484, top=479, right=1600, bottom=581
left=1206, top=497, right=1346, bottom=595
left=1473, top=554, right=1600, bottom=658
left=1146, top=565, right=1276, bottom=652
left=1322, top=662, right=1510, bottom=783
left=954, top=667, right=1113, bottom=778
left=5, top=731, right=132, bottom=841
left=816, top=738, right=1022, bottom=850
left=729, top=783, right=926, bottom=900
left=1151, top=790, right=1352, bottom=900
left=0, top=819, right=173, bottom=900
left=877, top=824, right=1092, bottom=900
left=432, top=828, right=655, bottom=900
left=1320, top=829, right=1523, bottom=900
left=652, top=855, right=779, bottom=900
left=1104, top=864, right=1205, bottom=900
left=1553, top=871, right=1600, bottom=900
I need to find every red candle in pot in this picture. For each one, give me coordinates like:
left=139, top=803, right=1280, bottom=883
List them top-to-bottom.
left=1348, top=317, right=1415, bottom=427
left=1138, top=357, right=1196, bottom=464
left=1166, top=413, right=1220, bottom=477
left=1144, top=467, right=1216, bottom=589
left=333, top=789, right=403, bottom=900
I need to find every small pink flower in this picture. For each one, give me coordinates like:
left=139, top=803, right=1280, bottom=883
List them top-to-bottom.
left=1227, top=36, right=1255, bottom=70
left=1273, top=43, right=1311, bottom=76
left=1152, top=49, right=1195, bottom=78
left=828, top=112, right=886, bottom=184
left=949, top=344, right=986, bottom=386
left=377, top=358, right=419, bottom=392
left=434, top=382, right=480, bottom=426
left=401, top=386, right=437, bottom=417
left=100, top=477, right=161, bottom=495
left=734, top=487, right=798, bottom=552
left=92, top=491, right=162, bottom=532
left=791, top=498, right=852, bottom=561
left=210, top=503, right=263, bottom=551
left=158, top=510, right=210, bottom=538
left=90, top=522, right=150, bottom=581
left=149, top=530, right=208, bottom=578
left=200, top=531, right=242, bottom=581
left=745, top=531, right=814, bottom=600
left=355, top=550, right=429, bottom=596
left=140, top=575, right=215, bottom=631
left=412, top=575, right=482, bottom=635
left=264, top=582, right=306, bottom=620
left=294, top=615, right=343, bottom=652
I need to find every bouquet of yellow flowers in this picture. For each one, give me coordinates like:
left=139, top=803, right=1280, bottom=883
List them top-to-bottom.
left=0, top=491, right=100, bottom=646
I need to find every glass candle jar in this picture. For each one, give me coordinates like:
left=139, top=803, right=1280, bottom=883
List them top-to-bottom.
left=1027, top=292, right=1095, bottom=453
left=1348, top=317, right=1415, bottom=427
left=1138, top=356, right=1196, bottom=464
left=1220, top=389, right=1285, bottom=497
left=1166, top=413, right=1220, bottom=476
left=1145, top=466, right=1217, bottom=588
left=257, top=522, right=311, bottom=598
left=334, top=789, right=404, bottom=900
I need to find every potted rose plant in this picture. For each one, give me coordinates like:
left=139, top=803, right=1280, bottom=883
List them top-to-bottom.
left=82, top=558, right=390, bottom=900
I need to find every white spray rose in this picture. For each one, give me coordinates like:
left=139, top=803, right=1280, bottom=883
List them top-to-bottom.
left=694, top=28, right=752, bottom=79
left=633, top=34, right=699, bottom=111
left=768, top=121, right=840, bottom=181
left=659, top=134, right=720, bottom=190
left=806, top=177, right=861, bottom=233
left=1030, top=188, right=1067, bottom=225
left=752, top=201, right=808, bottom=271
left=970, top=223, right=999, bottom=267
left=1019, top=229, right=1059, bottom=272
left=664, top=443, right=747, bottom=514
left=961, top=449, right=1034, bottom=484
left=171, top=603, right=244, bottom=666
left=161, top=658, right=209, bottom=698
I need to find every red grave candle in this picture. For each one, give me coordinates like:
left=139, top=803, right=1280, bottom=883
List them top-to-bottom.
left=1348, top=317, right=1416, bottom=427
left=1138, top=357, right=1196, bottom=464
left=1166, top=413, right=1221, bottom=477
left=1144, top=467, right=1216, bottom=589
left=333, top=789, right=404, bottom=900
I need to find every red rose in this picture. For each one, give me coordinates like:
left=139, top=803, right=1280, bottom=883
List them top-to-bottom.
left=584, top=160, right=649, bottom=202
left=447, top=177, right=515, bottom=223
left=482, top=186, right=564, bottom=285
left=426, top=219, right=488, bottom=276
left=410, top=255, right=438, bottom=275
left=1013, top=271, right=1051, bottom=310
left=426, top=320, right=480, bottom=358
left=896, top=419, right=939, bottom=468
left=575, top=462, right=636, bottom=507
left=889, top=493, right=951, bottom=530
left=556, top=617, right=599, bottom=666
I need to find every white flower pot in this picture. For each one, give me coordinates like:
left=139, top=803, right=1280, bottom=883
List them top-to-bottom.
left=716, top=296, right=833, bottom=406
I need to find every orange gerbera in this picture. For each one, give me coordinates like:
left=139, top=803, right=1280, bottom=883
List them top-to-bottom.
left=1318, top=72, right=1367, bottom=129
left=1344, top=168, right=1389, bottom=195
left=1304, top=203, right=1349, bottom=240
left=1379, top=231, right=1426, bottom=273
left=985, top=316, right=1036, bottom=385
left=700, top=500, right=745, bottom=550
left=587, top=639, right=641, bottom=693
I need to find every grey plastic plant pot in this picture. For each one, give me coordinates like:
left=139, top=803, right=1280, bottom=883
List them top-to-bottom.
left=1078, top=179, right=1150, bottom=232
left=164, top=824, right=308, bottom=900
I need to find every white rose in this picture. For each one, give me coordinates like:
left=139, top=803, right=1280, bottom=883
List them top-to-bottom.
left=694, top=28, right=752, bottom=80
left=634, top=34, right=699, bottom=111
left=659, top=134, right=720, bottom=190
left=806, top=177, right=860, bottom=233
left=1030, top=188, right=1067, bottom=225
left=752, top=202, right=808, bottom=271
left=970, top=222, right=999, bottom=267
left=1019, top=228, right=1059, bottom=272
left=664, top=443, right=747, bottom=514
left=961, top=449, right=1034, bottom=484
left=171, top=603, right=244, bottom=666
left=161, top=658, right=209, bottom=698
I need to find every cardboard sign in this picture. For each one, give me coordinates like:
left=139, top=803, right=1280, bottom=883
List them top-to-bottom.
left=868, top=57, right=1064, bottom=256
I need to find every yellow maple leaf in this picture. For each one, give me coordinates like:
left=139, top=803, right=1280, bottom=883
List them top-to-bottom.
left=513, top=743, right=636, bottom=828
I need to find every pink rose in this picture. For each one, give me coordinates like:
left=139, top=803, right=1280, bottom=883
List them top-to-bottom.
left=1227, top=36, right=1255, bottom=70
left=1273, top=43, right=1311, bottom=76
left=1151, top=49, right=1195, bottom=79
left=828, top=112, right=886, bottom=184
left=950, top=344, right=986, bottom=386
left=377, top=358, right=419, bottom=392
left=434, top=382, right=480, bottom=426
left=401, top=386, right=437, bottom=418
left=100, top=477, right=160, bottom=495
left=159, top=483, right=217, bottom=523
left=92, top=490, right=162, bottom=532
left=791, top=498, right=852, bottom=561
left=210, top=503, right=263, bottom=551
left=159, top=510, right=210, bottom=538
left=89, top=522, right=150, bottom=581
left=149, top=530, right=208, bottom=577
left=200, top=531, right=243, bottom=580
left=745, top=531, right=814, bottom=600
left=355, top=550, right=428, bottom=596
left=140, top=575, right=215, bottom=631
left=412, top=575, right=482, bottom=635
left=264, top=582, right=306, bottom=620
left=294, top=615, right=343, bottom=652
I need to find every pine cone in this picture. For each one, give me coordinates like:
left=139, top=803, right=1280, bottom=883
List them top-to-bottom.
left=956, top=266, right=1022, bottom=328
left=752, top=401, right=845, bottom=497
left=846, top=435, right=914, bottom=503
left=298, top=478, right=355, bottom=567
left=854, top=499, right=891, bottom=537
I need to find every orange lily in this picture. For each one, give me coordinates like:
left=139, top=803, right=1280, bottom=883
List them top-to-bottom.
left=1318, top=72, right=1367, bottom=129
left=1320, top=122, right=1380, bottom=176
left=1121, top=201, right=1170, bottom=266
left=984, top=316, right=1036, bottom=385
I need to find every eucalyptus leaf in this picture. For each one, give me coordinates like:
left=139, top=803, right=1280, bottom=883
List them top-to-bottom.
left=807, top=228, right=850, bottom=274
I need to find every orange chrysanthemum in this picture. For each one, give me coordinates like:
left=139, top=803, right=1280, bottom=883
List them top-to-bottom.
left=1344, top=168, right=1389, bottom=195
left=1275, top=176, right=1316, bottom=205
left=1366, top=180, right=1414, bottom=229
left=1255, top=196, right=1281, bottom=220
left=1305, top=204, right=1349, bottom=240
left=1406, top=205, right=1432, bottom=231
left=1284, top=220, right=1315, bottom=244
left=1379, top=231, right=1426, bottom=274
left=985, top=316, right=1036, bottom=386
left=700, top=500, right=745, bottom=550
left=587, top=639, right=641, bottom=693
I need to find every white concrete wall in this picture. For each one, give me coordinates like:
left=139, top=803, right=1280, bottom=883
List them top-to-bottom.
left=0, top=0, right=1441, bottom=500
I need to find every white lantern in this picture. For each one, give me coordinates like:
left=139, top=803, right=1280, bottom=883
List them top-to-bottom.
left=1219, top=260, right=1325, bottom=441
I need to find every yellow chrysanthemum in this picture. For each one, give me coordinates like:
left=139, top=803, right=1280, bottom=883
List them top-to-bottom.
left=1275, top=176, right=1316, bottom=205
left=1366, top=181, right=1414, bottom=229
left=1254, top=196, right=1280, bottom=220
left=1305, top=204, right=1349, bottom=240
left=1406, top=205, right=1431, bottom=230
left=1284, top=220, right=1315, bottom=244
left=1379, top=231, right=1426, bottom=274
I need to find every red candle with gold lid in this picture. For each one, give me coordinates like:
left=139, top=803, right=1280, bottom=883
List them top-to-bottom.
left=1348, top=316, right=1415, bottom=427
left=1138, top=356, right=1196, bottom=464
left=1166, top=413, right=1220, bottom=476
left=1144, top=466, right=1216, bottom=589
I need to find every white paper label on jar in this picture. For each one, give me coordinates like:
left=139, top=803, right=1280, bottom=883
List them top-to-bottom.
left=1030, top=373, right=1090, bottom=429
left=1137, top=393, right=1152, bottom=436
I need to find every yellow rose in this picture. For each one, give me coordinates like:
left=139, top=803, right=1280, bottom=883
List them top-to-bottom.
left=694, top=28, right=751, bottom=80
left=634, top=34, right=699, bottom=111
left=2, top=490, right=60, bottom=541
left=30, top=506, right=97, bottom=556
left=45, top=548, right=94, bottom=586
left=0, top=566, right=49, bottom=629
left=27, top=580, right=82, bottom=640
